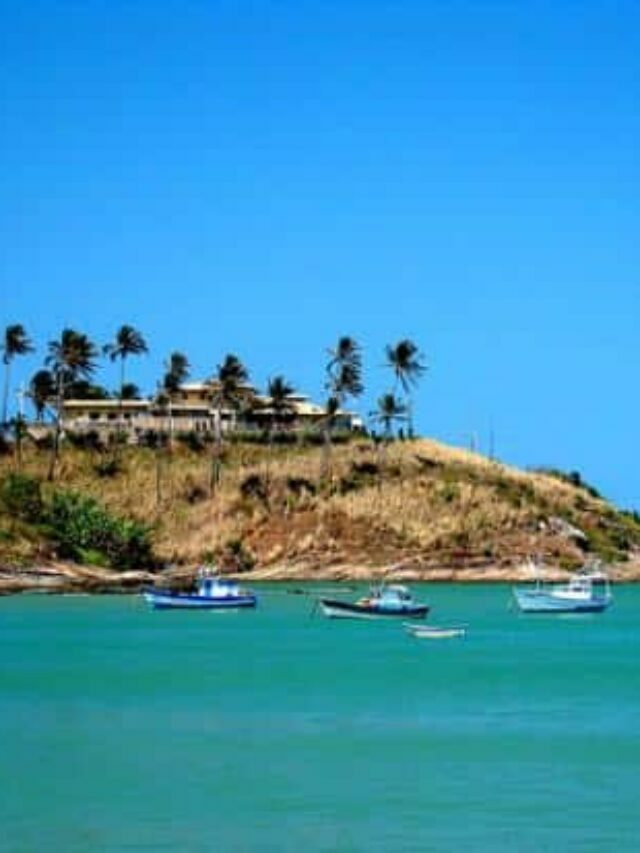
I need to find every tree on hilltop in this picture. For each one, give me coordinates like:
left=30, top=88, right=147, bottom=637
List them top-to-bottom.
left=1, top=324, right=34, bottom=431
left=104, top=325, right=148, bottom=432
left=45, top=328, right=99, bottom=480
left=322, top=335, right=363, bottom=476
left=385, top=339, right=426, bottom=438
left=162, top=351, right=190, bottom=394
left=209, top=354, right=250, bottom=493
left=29, top=369, right=56, bottom=422
left=266, top=375, right=295, bottom=437
left=370, top=392, right=408, bottom=441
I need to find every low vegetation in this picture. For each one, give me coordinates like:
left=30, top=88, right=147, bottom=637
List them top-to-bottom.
left=1, top=436, right=639, bottom=581
left=0, top=470, right=154, bottom=570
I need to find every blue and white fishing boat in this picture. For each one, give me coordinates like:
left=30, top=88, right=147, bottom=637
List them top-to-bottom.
left=512, top=561, right=612, bottom=614
left=144, top=570, right=257, bottom=610
left=319, top=583, right=429, bottom=620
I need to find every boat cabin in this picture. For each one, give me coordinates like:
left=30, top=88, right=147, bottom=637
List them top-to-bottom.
left=197, top=573, right=241, bottom=598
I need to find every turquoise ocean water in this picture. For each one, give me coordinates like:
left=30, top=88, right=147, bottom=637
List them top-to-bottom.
left=1, top=584, right=638, bottom=852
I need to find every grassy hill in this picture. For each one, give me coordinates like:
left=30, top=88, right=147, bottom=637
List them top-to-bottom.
left=1, top=436, right=639, bottom=589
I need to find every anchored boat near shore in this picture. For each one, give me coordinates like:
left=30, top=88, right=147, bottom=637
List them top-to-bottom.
left=512, top=561, right=612, bottom=614
left=143, top=570, right=257, bottom=610
left=319, top=583, right=429, bottom=620
left=404, top=622, right=466, bottom=640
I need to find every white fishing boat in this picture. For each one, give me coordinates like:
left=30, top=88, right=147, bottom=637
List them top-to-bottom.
left=512, top=560, right=612, bottom=614
left=143, top=569, right=257, bottom=610
left=404, top=622, right=466, bottom=639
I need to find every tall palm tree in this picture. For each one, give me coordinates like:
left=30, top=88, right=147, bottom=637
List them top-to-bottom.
left=1, top=324, right=34, bottom=430
left=103, top=325, right=148, bottom=432
left=45, top=328, right=98, bottom=480
left=322, top=336, right=363, bottom=476
left=327, top=336, right=362, bottom=381
left=385, top=339, right=426, bottom=438
left=163, top=351, right=190, bottom=393
left=162, top=352, right=190, bottom=440
left=209, top=354, right=250, bottom=494
left=213, top=354, right=249, bottom=440
left=29, top=369, right=56, bottom=421
left=259, top=375, right=295, bottom=487
left=266, top=375, right=295, bottom=436
left=121, top=382, right=141, bottom=401
left=370, top=393, right=408, bottom=440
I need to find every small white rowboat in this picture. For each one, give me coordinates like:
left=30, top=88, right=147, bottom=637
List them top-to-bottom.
left=404, top=622, right=466, bottom=640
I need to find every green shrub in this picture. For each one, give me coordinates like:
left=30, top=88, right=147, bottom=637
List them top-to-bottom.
left=138, top=429, right=168, bottom=449
left=66, top=430, right=104, bottom=451
left=108, top=430, right=129, bottom=447
left=176, top=430, right=206, bottom=452
left=227, top=430, right=269, bottom=445
left=271, top=431, right=297, bottom=445
left=33, top=433, right=54, bottom=450
left=93, top=457, right=122, bottom=478
left=534, top=467, right=602, bottom=499
left=0, top=473, right=44, bottom=522
left=240, top=474, right=269, bottom=505
left=286, top=476, right=316, bottom=497
left=47, top=491, right=154, bottom=570
left=219, top=538, right=256, bottom=573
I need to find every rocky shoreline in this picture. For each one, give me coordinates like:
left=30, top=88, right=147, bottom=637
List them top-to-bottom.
left=2, top=556, right=640, bottom=595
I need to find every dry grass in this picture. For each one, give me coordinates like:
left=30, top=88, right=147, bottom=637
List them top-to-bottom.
left=0, top=436, right=637, bottom=573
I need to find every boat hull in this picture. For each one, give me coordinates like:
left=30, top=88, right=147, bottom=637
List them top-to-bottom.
left=513, top=589, right=610, bottom=614
left=144, top=590, right=257, bottom=610
left=320, top=598, right=429, bottom=620
left=405, top=623, right=465, bottom=639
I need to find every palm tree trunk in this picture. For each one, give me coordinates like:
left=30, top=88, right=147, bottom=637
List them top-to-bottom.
left=113, top=357, right=125, bottom=461
left=119, top=357, right=125, bottom=433
left=2, top=362, right=10, bottom=432
left=47, top=378, right=64, bottom=481
left=208, top=406, right=222, bottom=497
left=15, top=416, right=23, bottom=469
left=321, top=420, right=331, bottom=481
left=155, top=446, right=163, bottom=506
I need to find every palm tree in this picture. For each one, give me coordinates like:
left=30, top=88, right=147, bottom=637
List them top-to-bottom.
left=1, top=324, right=34, bottom=430
left=103, top=325, right=148, bottom=432
left=45, top=328, right=98, bottom=479
left=322, top=336, right=363, bottom=476
left=327, top=336, right=362, bottom=380
left=327, top=336, right=363, bottom=402
left=385, top=339, right=426, bottom=438
left=162, top=351, right=190, bottom=440
left=163, top=351, right=190, bottom=392
left=209, top=354, right=250, bottom=494
left=213, top=354, right=249, bottom=439
left=29, top=369, right=56, bottom=421
left=263, top=375, right=295, bottom=483
left=266, top=375, right=295, bottom=437
left=121, top=382, right=141, bottom=400
left=370, top=393, right=408, bottom=440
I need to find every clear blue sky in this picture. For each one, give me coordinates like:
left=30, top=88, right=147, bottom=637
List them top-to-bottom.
left=1, top=1, right=639, bottom=507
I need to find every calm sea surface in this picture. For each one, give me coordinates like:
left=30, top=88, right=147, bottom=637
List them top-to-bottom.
left=1, top=584, right=639, bottom=852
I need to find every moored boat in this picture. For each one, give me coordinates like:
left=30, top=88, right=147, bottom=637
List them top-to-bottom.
left=512, top=562, right=612, bottom=614
left=143, top=570, right=257, bottom=610
left=319, top=583, right=429, bottom=620
left=404, top=622, right=466, bottom=639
